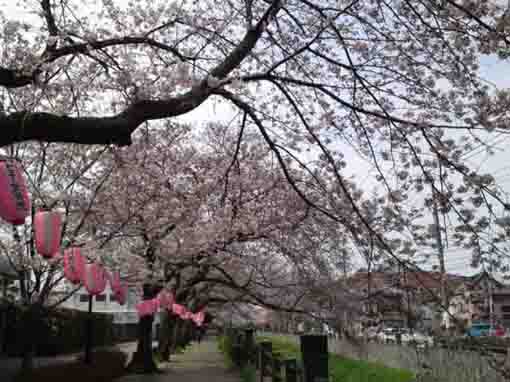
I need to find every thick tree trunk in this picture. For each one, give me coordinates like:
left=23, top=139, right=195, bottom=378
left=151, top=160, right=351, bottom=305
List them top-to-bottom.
left=127, top=284, right=160, bottom=374
left=20, top=306, right=41, bottom=373
left=157, top=312, right=175, bottom=361
left=127, top=315, right=158, bottom=373
left=174, top=319, right=186, bottom=351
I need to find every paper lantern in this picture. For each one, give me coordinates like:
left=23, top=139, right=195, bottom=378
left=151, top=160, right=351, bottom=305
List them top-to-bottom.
left=0, top=159, right=30, bottom=225
left=34, top=210, right=62, bottom=258
left=63, top=247, right=85, bottom=284
left=84, top=263, right=107, bottom=296
left=109, top=270, right=122, bottom=294
left=113, top=283, right=127, bottom=306
left=157, top=289, right=174, bottom=310
left=136, top=298, right=159, bottom=317
left=136, top=301, right=151, bottom=317
left=172, top=303, right=185, bottom=317
left=191, top=310, right=205, bottom=326
left=195, top=310, right=205, bottom=326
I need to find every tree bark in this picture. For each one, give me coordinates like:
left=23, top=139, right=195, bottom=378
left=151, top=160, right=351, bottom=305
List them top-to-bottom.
left=127, top=284, right=160, bottom=374
left=20, top=305, right=41, bottom=373
left=157, top=312, right=175, bottom=361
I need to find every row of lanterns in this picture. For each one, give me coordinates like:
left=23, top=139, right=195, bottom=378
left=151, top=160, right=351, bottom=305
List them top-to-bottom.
left=0, top=158, right=206, bottom=324
left=0, top=158, right=127, bottom=304
left=136, top=289, right=206, bottom=327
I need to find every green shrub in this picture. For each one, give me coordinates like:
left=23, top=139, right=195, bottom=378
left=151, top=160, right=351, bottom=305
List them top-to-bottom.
left=2, top=303, right=116, bottom=356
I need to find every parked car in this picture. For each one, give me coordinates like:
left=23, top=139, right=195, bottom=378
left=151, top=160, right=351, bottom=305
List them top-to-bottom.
left=468, top=322, right=491, bottom=337
left=489, top=325, right=506, bottom=337
left=365, top=327, right=380, bottom=342
left=379, top=327, right=399, bottom=343
left=400, top=328, right=413, bottom=344
left=409, top=331, right=434, bottom=347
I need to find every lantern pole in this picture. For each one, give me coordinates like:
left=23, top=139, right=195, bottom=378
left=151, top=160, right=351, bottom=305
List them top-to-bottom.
left=84, top=294, right=93, bottom=364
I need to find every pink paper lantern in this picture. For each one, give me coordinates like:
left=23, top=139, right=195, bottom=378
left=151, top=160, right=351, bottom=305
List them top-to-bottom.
left=0, top=159, right=30, bottom=225
left=34, top=210, right=62, bottom=258
left=63, top=247, right=85, bottom=284
left=84, top=263, right=107, bottom=296
left=109, top=270, right=122, bottom=294
left=113, top=283, right=127, bottom=306
left=157, top=289, right=174, bottom=310
left=136, top=298, right=159, bottom=317
left=136, top=301, right=151, bottom=317
left=172, top=303, right=185, bottom=317
left=191, top=310, right=205, bottom=326
left=195, top=310, right=205, bottom=326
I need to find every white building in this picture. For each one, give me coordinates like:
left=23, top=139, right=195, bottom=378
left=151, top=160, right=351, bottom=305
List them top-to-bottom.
left=58, top=283, right=142, bottom=325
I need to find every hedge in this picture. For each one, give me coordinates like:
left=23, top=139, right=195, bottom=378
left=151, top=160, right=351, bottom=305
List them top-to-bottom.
left=1, top=302, right=116, bottom=356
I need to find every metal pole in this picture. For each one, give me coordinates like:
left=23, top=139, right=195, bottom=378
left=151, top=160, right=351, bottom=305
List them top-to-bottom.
left=432, top=185, right=448, bottom=331
left=84, top=295, right=93, bottom=364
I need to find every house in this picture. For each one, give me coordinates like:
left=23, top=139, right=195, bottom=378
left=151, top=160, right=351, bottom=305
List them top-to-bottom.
left=344, top=269, right=470, bottom=334
left=447, top=271, right=510, bottom=330
left=57, top=282, right=160, bottom=340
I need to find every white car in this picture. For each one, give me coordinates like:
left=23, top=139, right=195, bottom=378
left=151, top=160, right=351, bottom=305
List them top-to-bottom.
left=379, top=328, right=399, bottom=343
left=402, top=331, right=434, bottom=347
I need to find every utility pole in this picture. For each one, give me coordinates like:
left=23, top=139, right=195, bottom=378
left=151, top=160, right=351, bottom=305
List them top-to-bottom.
left=431, top=185, right=448, bottom=332
left=487, top=254, right=495, bottom=332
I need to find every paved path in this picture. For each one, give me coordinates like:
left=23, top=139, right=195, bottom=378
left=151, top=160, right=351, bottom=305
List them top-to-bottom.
left=117, top=340, right=239, bottom=382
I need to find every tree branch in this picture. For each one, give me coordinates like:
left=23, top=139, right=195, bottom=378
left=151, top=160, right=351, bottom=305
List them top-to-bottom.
left=41, top=0, right=59, bottom=36
left=0, top=1, right=282, bottom=146
left=0, top=68, right=37, bottom=88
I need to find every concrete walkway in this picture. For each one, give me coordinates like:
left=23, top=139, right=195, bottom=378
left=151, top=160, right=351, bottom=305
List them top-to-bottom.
left=117, top=340, right=239, bottom=382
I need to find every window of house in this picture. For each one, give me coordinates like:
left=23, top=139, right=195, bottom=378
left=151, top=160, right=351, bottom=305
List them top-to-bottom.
left=79, top=294, right=89, bottom=303
left=95, top=294, right=106, bottom=302
left=502, top=306, right=510, bottom=313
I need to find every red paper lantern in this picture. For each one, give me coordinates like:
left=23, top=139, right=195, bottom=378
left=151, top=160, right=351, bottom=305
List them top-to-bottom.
left=0, top=159, right=30, bottom=225
left=34, top=210, right=62, bottom=258
left=63, top=247, right=85, bottom=284
left=84, top=263, right=107, bottom=295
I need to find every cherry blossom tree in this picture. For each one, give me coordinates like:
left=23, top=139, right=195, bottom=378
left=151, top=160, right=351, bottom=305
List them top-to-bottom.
left=1, top=0, right=508, bottom=274
left=2, top=0, right=510, bottom=374
left=84, top=121, right=357, bottom=370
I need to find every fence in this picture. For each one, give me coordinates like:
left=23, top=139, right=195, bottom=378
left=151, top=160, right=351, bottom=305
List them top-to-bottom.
left=224, top=328, right=329, bottom=382
left=257, top=331, right=508, bottom=382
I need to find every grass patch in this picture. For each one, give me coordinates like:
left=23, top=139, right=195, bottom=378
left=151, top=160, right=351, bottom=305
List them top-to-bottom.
left=217, top=335, right=235, bottom=368
left=257, top=336, right=414, bottom=382
left=13, top=349, right=128, bottom=382
left=329, top=354, right=413, bottom=382
left=240, top=364, right=256, bottom=382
